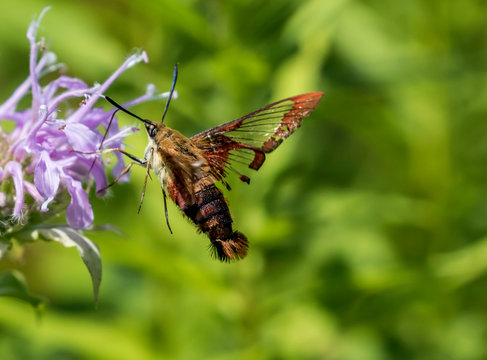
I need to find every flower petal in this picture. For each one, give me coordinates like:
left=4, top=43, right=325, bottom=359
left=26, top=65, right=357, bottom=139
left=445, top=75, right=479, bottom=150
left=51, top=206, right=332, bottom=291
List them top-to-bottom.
left=28, top=7, right=51, bottom=114
left=68, top=50, right=150, bottom=124
left=43, top=76, right=88, bottom=103
left=52, top=76, right=87, bottom=90
left=63, top=122, right=99, bottom=152
left=103, top=126, right=138, bottom=148
left=34, top=151, right=60, bottom=211
left=70, top=157, right=108, bottom=195
left=3, top=161, right=25, bottom=217
left=62, top=176, right=94, bottom=229
left=23, top=181, right=44, bottom=203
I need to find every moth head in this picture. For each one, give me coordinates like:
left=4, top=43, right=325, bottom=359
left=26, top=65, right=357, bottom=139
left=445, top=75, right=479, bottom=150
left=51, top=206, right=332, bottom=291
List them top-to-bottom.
left=144, top=121, right=158, bottom=138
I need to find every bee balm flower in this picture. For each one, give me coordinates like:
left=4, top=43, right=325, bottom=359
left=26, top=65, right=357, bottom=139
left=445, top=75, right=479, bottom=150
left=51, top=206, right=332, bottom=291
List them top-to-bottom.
left=0, top=8, right=174, bottom=304
left=0, top=8, right=165, bottom=232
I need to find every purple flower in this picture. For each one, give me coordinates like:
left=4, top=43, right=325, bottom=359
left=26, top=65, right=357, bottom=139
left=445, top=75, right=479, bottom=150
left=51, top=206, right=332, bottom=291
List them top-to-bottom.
left=0, top=8, right=174, bottom=232
left=0, top=8, right=179, bottom=306
left=2, top=162, right=24, bottom=218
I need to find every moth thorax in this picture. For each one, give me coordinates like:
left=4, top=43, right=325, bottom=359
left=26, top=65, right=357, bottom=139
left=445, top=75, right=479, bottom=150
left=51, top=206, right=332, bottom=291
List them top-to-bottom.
left=145, top=140, right=167, bottom=186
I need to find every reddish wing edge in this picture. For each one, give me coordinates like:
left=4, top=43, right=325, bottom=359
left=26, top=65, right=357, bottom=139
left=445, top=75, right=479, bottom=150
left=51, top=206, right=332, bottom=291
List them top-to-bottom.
left=191, top=91, right=324, bottom=185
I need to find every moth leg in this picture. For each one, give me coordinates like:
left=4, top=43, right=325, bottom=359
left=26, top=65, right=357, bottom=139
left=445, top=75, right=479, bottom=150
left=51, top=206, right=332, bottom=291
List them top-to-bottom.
left=75, top=147, right=146, bottom=165
left=76, top=147, right=147, bottom=193
left=113, top=148, right=146, bottom=165
left=137, top=148, right=153, bottom=214
left=97, top=159, right=146, bottom=194
left=161, top=186, right=173, bottom=234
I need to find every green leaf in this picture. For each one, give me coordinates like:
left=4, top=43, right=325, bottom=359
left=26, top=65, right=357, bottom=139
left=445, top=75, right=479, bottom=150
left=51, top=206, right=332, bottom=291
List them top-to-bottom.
left=34, top=226, right=102, bottom=307
left=0, top=271, right=45, bottom=310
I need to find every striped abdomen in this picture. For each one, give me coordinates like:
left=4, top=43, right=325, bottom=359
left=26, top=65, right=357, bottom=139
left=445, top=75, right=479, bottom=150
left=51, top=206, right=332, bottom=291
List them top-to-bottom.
left=183, top=184, right=248, bottom=261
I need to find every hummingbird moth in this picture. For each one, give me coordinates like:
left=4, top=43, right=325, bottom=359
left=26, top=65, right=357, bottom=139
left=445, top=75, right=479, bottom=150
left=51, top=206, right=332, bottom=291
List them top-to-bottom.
left=101, top=65, right=323, bottom=261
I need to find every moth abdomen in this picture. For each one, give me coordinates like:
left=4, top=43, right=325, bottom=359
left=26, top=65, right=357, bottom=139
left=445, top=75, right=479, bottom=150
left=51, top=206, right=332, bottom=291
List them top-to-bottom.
left=183, top=184, right=248, bottom=261
left=195, top=200, right=230, bottom=225
left=212, top=231, right=248, bottom=262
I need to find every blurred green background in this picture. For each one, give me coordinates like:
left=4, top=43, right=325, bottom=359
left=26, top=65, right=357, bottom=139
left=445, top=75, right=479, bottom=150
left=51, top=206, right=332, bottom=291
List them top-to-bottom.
left=2, top=0, right=487, bottom=359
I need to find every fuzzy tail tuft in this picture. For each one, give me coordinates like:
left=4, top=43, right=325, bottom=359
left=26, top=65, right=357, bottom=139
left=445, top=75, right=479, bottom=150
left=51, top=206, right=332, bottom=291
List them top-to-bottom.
left=212, top=232, right=249, bottom=262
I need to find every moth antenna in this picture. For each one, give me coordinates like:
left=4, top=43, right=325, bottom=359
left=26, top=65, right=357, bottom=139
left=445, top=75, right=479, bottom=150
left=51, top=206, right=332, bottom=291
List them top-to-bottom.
left=161, top=64, right=178, bottom=123
left=104, top=95, right=152, bottom=126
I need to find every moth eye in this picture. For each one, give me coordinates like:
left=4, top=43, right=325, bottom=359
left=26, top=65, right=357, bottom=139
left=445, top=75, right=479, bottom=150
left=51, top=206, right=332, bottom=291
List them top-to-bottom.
left=149, top=126, right=157, bottom=137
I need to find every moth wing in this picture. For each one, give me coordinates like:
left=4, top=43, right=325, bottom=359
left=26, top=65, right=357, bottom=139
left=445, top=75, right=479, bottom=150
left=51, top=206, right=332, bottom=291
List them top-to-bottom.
left=190, top=92, right=323, bottom=185
left=155, top=143, right=206, bottom=209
